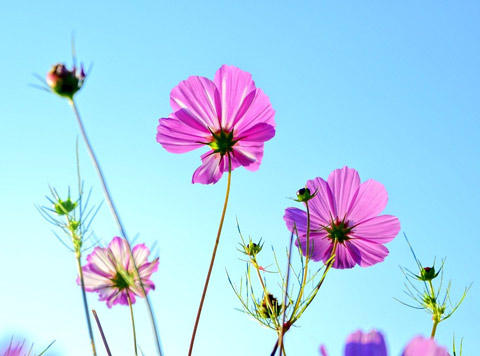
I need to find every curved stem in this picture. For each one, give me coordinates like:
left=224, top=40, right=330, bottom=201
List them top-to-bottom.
left=69, top=99, right=163, bottom=356
left=188, top=156, right=232, bottom=356
left=76, top=254, right=97, bottom=356
left=127, top=293, right=138, bottom=356
left=92, top=310, right=112, bottom=356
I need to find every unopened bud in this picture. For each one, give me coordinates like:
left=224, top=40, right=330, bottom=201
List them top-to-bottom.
left=46, top=63, right=85, bottom=99
left=54, top=198, right=77, bottom=215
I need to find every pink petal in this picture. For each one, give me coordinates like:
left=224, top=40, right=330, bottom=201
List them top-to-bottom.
left=213, top=65, right=257, bottom=129
left=170, top=75, right=220, bottom=129
left=232, top=88, right=276, bottom=133
left=156, top=116, right=208, bottom=154
left=236, top=122, right=276, bottom=142
left=232, top=141, right=265, bottom=171
left=192, top=151, right=224, bottom=184
left=327, top=167, right=361, bottom=219
left=306, top=177, right=336, bottom=226
left=347, top=179, right=388, bottom=224
left=284, top=207, right=308, bottom=235
left=351, top=215, right=401, bottom=244
left=297, top=232, right=332, bottom=261
left=109, top=236, right=130, bottom=269
left=347, top=239, right=389, bottom=267
left=332, top=242, right=359, bottom=269
left=132, top=243, right=150, bottom=267
left=86, top=246, right=115, bottom=277
left=139, top=258, right=159, bottom=280
left=81, top=266, right=113, bottom=291
left=345, top=330, right=388, bottom=356
left=402, top=336, right=449, bottom=356
left=319, top=345, right=329, bottom=356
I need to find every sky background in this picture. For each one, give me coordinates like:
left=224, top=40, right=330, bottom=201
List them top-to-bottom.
left=1, top=1, right=479, bottom=355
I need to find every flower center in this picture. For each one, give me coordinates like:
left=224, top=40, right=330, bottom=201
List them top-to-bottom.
left=207, top=129, right=237, bottom=156
left=324, top=218, right=353, bottom=243
left=111, top=269, right=133, bottom=290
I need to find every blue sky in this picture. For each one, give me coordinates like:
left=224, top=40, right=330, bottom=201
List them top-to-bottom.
left=1, top=1, right=479, bottom=355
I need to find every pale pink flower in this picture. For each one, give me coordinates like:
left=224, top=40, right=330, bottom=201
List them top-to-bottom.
left=156, top=65, right=275, bottom=184
left=284, top=167, right=400, bottom=269
left=80, top=236, right=159, bottom=308
left=402, top=336, right=449, bottom=356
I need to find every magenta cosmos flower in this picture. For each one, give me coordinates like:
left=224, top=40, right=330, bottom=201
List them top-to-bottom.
left=156, top=65, right=276, bottom=184
left=284, top=167, right=400, bottom=269
left=80, top=236, right=159, bottom=308
left=320, top=330, right=449, bottom=356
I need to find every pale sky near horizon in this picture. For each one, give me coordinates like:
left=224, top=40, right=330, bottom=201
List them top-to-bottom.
left=1, top=1, right=479, bottom=355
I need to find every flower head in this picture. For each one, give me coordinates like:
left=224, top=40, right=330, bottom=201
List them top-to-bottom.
left=46, top=63, right=85, bottom=99
left=156, top=65, right=276, bottom=184
left=284, top=167, right=401, bottom=269
left=80, top=236, right=159, bottom=308
left=320, top=330, right=449, bottom=356
left=402, top=336, right=449, bottom=356
left=1, top=339, right=27, bottom=356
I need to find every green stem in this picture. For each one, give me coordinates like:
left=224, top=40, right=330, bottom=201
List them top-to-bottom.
left=69, top=99, right=163, bottom=356
left=188, top=156, right=232, bottom=356
left=76, top=254, right=97, bottom=356
left=127, top=293, right=138, bottom=356
left=430, top=319, right=439, bottom=339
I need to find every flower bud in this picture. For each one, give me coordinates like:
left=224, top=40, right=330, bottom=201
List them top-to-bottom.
left=46, top=63, right=85, bottom=99
left=296, top=187, right=314, bottom=202
left=54, top=198, right=77, bottom=215
left=245, top=241, right=263, bottom=256
left=418, top=266, right=439, bottom=281
left=258, top=293, right=281, bottom=319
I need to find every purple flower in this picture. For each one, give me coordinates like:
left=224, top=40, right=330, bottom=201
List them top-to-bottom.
left=156, top=65, right=276, bottom=184
left=284, top=167, right=400, bottom=269
left=80, top=236, right=159, bottom=308
left=320, top=330, right=449, bottom=356
left=402, top=336, right=449, bottom=356
left=1, top=340, right=27, bottom=356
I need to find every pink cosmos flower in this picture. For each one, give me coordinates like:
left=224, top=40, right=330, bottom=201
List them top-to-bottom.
left=156, top=65, right=276, bottom=184
left=284, top=166, right=400, bottom=269
left=80, top=236, right=159, bottom=308
left=320, top=330, right=449, bottom=356
left=402, top=336, right=449, bottom=356
left=1, top=340, right=27, bottom=356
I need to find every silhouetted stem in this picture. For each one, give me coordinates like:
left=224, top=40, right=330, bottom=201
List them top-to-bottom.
left=69, top=99, right=163, bottom=356
left=188, top=156, right=232, bottom=356
left=76, top=254, right=97, bottom=356
left=127, top=293, right=138, bottom=356
left=92, top=310, right=112, bottom=356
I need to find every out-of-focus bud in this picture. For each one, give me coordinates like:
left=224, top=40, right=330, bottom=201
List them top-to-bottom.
left=46, top=63, right=85, bottom=99
left=54, top=197, right=77, bottom=215
left=244, top=240, right=263, bottom=257
left=418, top=266, right=440, bottom=281
left=258, top=293, right=281, bottom=319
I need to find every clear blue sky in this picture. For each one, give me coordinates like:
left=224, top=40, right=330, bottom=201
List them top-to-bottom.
left=1, top=1, right=479, bottom=355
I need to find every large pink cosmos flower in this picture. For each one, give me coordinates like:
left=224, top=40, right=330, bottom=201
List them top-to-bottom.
left=156, top=65, right=276, bottom=184
left=284, top=167, right=400, bottom=269
left=80, top=236, right=159, bottom=308
left=320, top=330, right=449, bottom=356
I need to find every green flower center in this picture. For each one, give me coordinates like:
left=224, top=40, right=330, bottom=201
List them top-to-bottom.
left=207, top=129, right=237, bottom=156
left=324, top=218, right=353, bottom=243
left=111, top=269, right=133, bottom=290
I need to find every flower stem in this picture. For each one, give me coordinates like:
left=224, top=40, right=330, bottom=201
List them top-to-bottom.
left=68, top=98, right=163, bottom=356
left=188, top=156, right=232, bottom=356
left=76, top=254, right=97, bottom=356
left=127, top=293, right=138, bottom=356
left=92, top=310, right=112, bottom=356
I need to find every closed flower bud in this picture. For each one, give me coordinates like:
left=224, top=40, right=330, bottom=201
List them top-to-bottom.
left=46, top=63, right=85, bottom=99
left=296, top=187, right=314, bottom=202
left=245, top=240, right=263, bottom=256
left=419, top=266, right=440, bottom=281
left=258, top=293, right=281, bottom=319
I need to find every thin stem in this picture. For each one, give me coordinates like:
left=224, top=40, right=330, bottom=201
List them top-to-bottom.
left=69, top=99, right=163, bottom=356
left=188, top=156, right=232, bottom=356
left=76, top=254, right=97, bottom=356
left=127, top=293, right=138, bottom=356
left=92, top=310, right=112, bottom=356
left=430, top=320, right=439, bottom=339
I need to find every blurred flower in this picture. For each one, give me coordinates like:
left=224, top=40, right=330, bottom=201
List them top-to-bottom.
left=46, top=63, right=85, bottom=99
left=156, top=65, right=276, bottom=184
left=284, top=167, right=400, bottom=269
left=80, top=236, right=159, bottom=308
left=320, top=330, right=449, bottom=356
left=402, top=336, right=449, bottom=356
left=1, top=339, right=28, bottom=356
